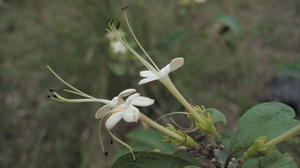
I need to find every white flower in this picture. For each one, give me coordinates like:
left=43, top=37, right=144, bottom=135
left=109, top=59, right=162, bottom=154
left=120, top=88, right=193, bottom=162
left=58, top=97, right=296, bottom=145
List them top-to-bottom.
left=106, top=29, right=125, bottom=40
left=110, top=40, right=127, bottom=54
left=139, top=57, right=184, bottom=85
left=95, top=89, right=154, bottom=129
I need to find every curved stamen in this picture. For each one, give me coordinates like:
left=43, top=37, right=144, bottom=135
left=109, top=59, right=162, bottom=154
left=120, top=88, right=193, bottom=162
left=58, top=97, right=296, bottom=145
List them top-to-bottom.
left=123, top=11, right=160, bottom=71
left=107, top=25, right=159, bottom=75
left=47, top=66, right=95, bottom=99
left=63, top=89, right=91, bottom=98
left=51, top=92, right=111, bottom=104
left=155, top=112, right=188, bottom=122
left=169, top=117, right=197, bottom=133
left=107, top=129, right=136, bottom=160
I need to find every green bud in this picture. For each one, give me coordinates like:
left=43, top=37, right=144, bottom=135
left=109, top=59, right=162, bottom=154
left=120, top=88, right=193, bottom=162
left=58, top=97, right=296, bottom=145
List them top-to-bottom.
left=190, top=106, right=218, bottom=136
left=244, top=136, right=272, bottom=158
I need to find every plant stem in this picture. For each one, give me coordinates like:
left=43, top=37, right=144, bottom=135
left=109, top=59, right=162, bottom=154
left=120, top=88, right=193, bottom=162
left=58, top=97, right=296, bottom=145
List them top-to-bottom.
left=160, top=77, right=203, bottom=122
left=139, top=113, right=198, bottom=147
left=266, top=124, right=300, bottom=146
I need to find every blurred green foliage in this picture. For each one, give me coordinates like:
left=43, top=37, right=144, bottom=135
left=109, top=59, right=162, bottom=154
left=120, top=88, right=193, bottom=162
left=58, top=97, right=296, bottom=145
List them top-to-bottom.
left=0, top=0, right=299, bottom=167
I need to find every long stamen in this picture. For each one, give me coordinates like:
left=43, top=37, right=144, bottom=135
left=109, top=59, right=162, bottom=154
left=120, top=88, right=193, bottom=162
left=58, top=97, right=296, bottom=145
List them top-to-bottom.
left=123, top=11, right=160, bottom=71
left=107, top=25, right=159, bottom=75
left=47, top=66, right=95, bottom=99
left=63, top=89, right=92, bottom=98
left=51, top=92, right=111, bottom=104
left=155, top=112, right=188, bottom=122
left=98, top=115, right=107, bottom=152
left=168, top=117, right=196, bottom=132
left=107, top=129, right=136, bottom=160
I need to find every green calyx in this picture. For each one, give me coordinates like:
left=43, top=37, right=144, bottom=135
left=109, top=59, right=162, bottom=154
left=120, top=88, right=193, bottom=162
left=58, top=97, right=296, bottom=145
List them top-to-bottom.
left=189, top=106, right=218, bottom=136
left=162, top=124, right=198, bottom=147
left=244, top=136, right=272, bottom=158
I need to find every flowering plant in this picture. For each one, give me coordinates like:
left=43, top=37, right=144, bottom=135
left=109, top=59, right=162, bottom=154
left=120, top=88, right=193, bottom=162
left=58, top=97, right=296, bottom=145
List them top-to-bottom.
left=47, top=9, right=300, bottom=168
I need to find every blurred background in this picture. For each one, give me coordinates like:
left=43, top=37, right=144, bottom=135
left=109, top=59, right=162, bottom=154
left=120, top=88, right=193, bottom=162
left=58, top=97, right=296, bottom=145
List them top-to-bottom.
left=1, top=0, right=300, bottom=167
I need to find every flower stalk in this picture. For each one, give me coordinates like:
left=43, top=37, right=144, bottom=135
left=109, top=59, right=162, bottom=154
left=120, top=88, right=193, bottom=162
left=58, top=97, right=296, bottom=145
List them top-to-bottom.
left=139, top=113, right=198, bottom=147
left=243, top=124, right=300, bottom=159
left=266, top=124, right=300, bottom=147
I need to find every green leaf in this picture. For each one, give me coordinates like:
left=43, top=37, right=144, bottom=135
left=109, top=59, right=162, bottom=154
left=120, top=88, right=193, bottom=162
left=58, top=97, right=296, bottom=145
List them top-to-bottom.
left=214, top=15, right=243, bottom=36
left=231, top=102, right=300, bottom=152
left=206, top=108, right=226, bottom=124
left=127, top=128, right=178, bottom=153
left=173, top=149, right=199, bottom=165
left=259, top=149, right=296, bottom=168
left=111, top=152, right=194, bottom=168
left=184, top=166, right=200, bottom=168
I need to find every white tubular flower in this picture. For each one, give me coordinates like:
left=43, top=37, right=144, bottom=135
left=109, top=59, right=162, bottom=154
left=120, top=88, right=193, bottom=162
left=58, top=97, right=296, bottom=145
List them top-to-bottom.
left=138, top=57, right=184, bottom=85
left=94, top=88, right=136, bottom=119
left=95, top=90, right=154, bottom=129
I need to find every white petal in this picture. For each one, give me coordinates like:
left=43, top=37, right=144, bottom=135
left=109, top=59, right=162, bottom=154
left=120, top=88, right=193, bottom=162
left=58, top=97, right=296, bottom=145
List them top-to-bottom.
left=169, top=57, right=184, bottom=72
left=159, top=64, right=171, bottom=79
left=140, top=70, right=155, bottom=78
left=138, top=76, right=159, bottom=85
left=118, top=88, right=136, bottom=98
left=125, top=93, right=140, bottom=104
left=130, top=96, right=155, bottom=107
left=111, top=97, right=120, bottom=105
left=95, top=105, right=112, bottom=119
left=122, top=105, right=140, bottom=123
left=105, top=112, right=123, bottom=129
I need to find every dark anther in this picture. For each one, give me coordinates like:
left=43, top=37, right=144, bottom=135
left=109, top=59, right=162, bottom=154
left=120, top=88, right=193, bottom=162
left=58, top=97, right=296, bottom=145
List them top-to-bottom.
left=121, top=6, right=128, bottom=11
left=106, top=18, right=112, bottom=25
left=116, top=21, right=121, bottom=29
left=49, top=89, right=55, bottom=92
left=46, top=95, right=51, bottom=98
left=52, top=95, right=58, bottom=98
left=110, top=139, right=113, bottom=144
left=104, top=151, right=109, bottom=156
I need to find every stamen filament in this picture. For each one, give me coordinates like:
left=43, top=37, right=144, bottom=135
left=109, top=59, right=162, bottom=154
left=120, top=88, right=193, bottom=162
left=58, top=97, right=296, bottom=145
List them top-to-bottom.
left=123, top=11, right=160, bottom=71
left=108, top=25, right=159, bottom=75
left=47, top=65, right=95, bottom=99
left=63, top=89, right=91, bottom=98
left=51, top=92, right=111, bottom=104
left=155, top=112, right=188, bottom=122
left=108, top=129, right=136, bottom=160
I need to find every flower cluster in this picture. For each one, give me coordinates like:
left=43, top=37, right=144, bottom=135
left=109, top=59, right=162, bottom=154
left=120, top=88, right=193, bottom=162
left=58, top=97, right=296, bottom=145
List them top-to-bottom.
left=46, top=9, right=300, bottom=168
left=47, top=10, right=218, bottom=159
